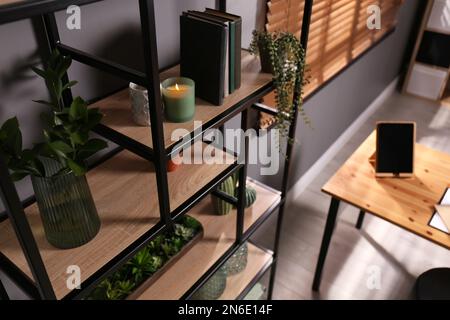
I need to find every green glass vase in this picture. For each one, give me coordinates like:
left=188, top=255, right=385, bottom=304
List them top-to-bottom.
left=31, top=158, right=101, bottom=249
left=225, top=242, right=248, bottom=275
left=191, top=266, right=227, bottom=300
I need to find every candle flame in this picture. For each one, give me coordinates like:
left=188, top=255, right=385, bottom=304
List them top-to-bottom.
left=175, top=83, right=180, bottom=91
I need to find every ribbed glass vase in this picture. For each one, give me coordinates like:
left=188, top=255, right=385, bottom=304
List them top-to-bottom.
left=31, top=158, right=101, bottom=249
left=225, top=242, right=248, bottom=275
left=191, top=266, right=227, bottom=300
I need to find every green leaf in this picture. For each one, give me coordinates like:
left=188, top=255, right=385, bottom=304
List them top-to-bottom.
left=49, top=49, right=60, bottom=69
left=56, top=55, right=72, bottom=78
left=31, top=66, right=46, bottom=79
left=62, top=80, right=78, bottom=91
left=69, top=97, right=88, bottom=121
left=33, top=100, right=54, bottom=107
left=86, top=108, right=103, bottom=129
left=53, top=115, right=64, bottom=126
left=0, top=117, right=22, bottom=156
left=1, top=117, right=19, bottom=136
left=70, top=131, right=88, bottom=146
left=77, top=138, right=107, bottom=160
left=49, top=141, right=73, bottom=159
left=50, top=141, right=73, bottom=153
left=21, top=149, right=35, bottom=162
left=31, top=158, right=46, bottom=177
left=67, top=158, right=86, bottom=176
left=22, top=164, right=43, bottom=177
left=10, top=170, right=30, bottom=181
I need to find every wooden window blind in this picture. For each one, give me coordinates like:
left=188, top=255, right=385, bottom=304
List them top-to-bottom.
left=264, top=0, right=404, bottom=98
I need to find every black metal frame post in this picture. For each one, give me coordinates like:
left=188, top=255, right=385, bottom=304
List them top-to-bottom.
left=139, top=0, right=172, bottom=228
left=267, top=0, right=314, bottom=300
left=41, top=13, right=73, bottom=107
left=236, top=109, right=249, bottom=243
left=0, top=156, right=56, bottom=300
left=312, top=197, right=340, bottom=291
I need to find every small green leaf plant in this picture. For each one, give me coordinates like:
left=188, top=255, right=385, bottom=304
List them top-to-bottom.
left=250, top=31, right=311, bottom=144
left=0, top=50, right=107, bottom=180
left=86, top=216, right=202, bottom=300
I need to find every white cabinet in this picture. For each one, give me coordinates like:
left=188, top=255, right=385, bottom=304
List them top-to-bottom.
left=427, top=0, right=450, bottom=33
left=406, top=63, right=448, bottom=100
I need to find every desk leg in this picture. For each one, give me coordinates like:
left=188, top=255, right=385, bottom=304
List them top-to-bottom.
left=312, top=197, right=340, bottom=291
left=356, top=210, right=365, bottom=230
left=0, top=278, right=9, bottom=300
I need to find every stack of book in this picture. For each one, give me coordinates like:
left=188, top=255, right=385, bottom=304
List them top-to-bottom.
left=180, top=9, right=242, bottom=106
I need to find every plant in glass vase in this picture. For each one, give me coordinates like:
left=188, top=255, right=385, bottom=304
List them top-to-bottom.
left=250, top=31, right=310, bottom=142
left=0, top=50, right=107, bottom=249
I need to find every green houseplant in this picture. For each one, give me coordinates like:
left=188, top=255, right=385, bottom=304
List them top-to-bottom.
left=250, top=31, right=310, bottom=139
left=0, top=50, right=107, bottom=249
left=87, top=216, right=202, bottom=300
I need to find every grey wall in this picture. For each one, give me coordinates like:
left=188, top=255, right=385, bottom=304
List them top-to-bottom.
left=0, top=0, right=420, bottom=205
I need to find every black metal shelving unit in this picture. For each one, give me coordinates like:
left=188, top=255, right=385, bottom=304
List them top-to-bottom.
left=0, top=0, right=313, bottom=300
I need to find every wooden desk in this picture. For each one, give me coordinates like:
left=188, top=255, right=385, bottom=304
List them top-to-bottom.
left=312, top=131, right=450, bottom=291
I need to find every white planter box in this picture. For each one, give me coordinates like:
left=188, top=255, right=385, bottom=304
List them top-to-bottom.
left=427, top=0, right=450, bottom=33
left=406, top=63, right=448, bottom=100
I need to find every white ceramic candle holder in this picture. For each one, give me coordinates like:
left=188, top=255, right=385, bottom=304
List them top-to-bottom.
left=129, top=82, right=151, bottom=126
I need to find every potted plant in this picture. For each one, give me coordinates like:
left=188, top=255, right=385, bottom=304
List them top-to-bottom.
left=250, top=31, right=310, bottom=138
left=0, top=50, right=107, bottom=249
left=87, top=216, right=202, bottom=300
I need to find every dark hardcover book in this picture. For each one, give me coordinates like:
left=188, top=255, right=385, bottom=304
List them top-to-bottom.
left=205, top=8, right=242, bottom=90
left=187, top=10, right=230, bottom=97
left=187, top=11, right=233, bottom=94
left=180, top=13, right=226, bottom=105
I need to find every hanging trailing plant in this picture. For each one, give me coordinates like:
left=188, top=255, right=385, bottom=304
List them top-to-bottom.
left=250, top=31, right=310, bottom=143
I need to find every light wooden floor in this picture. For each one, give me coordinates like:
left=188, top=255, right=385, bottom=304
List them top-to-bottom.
left=254, top=91, right=450, bottom=300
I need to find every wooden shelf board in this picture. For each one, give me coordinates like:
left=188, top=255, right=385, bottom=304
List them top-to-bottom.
left=0, top=0, right=22, bottom=6
left=92, top=50, right=272, bottom=150
left=0, top=142, right=234, bottom=299
left=136, top=180, right=280, bottom=300
left=219, top=243, right=272, bottom=300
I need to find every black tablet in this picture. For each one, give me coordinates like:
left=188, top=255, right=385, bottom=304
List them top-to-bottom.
left=375, top=122, right=416, bottom=177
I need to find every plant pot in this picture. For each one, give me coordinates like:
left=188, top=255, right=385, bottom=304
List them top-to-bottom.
left=258, top=41, right=274, bottom=74
left=129, top=82, right=151, bottom=126
left=31, top=158, right=100, bottom=249
left=211, top=176, right=235, bottom=215
left=225, top=242, right=248, bottom=275
left=191, top=266, right=227, bottom=300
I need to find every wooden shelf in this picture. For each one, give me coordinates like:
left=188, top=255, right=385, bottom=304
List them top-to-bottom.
left=0, top=0, right=24, bottom=6
left=92, top=50, right=272, bottom=151
left=0, top=142, right=235, bottom=299
left=135, top=180, right=280, bottom=300
left=218, top=243, right=272, bottom=300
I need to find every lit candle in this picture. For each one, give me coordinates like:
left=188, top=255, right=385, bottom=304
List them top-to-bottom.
left=161, top=77, right=195, bottom=123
